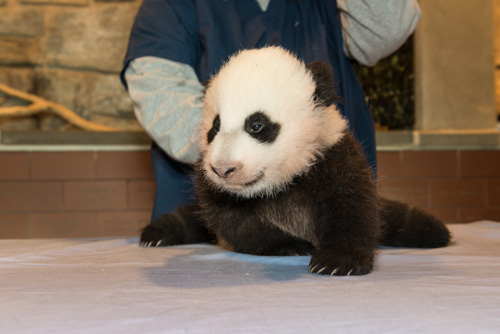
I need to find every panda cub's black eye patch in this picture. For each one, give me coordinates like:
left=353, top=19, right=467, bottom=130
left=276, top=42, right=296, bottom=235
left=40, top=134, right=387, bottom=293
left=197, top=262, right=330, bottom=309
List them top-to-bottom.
left=244, top=111, right=281, bottom=144
left=207, top=114, right=220, bottom=144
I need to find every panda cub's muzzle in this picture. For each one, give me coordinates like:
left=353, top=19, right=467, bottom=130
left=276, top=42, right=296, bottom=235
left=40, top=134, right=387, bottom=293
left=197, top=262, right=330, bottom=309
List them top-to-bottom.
left=210, top=160, right=265, bottom=188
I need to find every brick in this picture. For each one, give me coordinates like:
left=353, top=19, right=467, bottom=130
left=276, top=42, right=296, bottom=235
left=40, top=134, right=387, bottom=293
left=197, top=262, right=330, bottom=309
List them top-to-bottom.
left=20, top=0, right=89, bottom=5
left=95, top=0, right=137, bottom=2
left=43, top=3, right=139, bottom=72
left=496, top=3, right=500, bottom=65
left=0, top=7, right=44, bottom=37
left=0, top=37, right=42, bottom=65
left=0, top=67, right=36, bottom=93
left=35, top=68, right=90, bottom=124
left=496, top=70, right=500, bottom=112
left=88, top=72, right=139, bottom=131
left=89, top=73, right=134, bottom=118
left=37, top=114, right=68, bottom=132
left=89, top=114, right=143, bottom=131
left=0, top=117, right=38, bottom=131
left=402, top=150, right=457, bottom=178
left=461, top=150, right=500, bottom=177
left=96, top=151, right=153, bottom=179
left=376, top=151, right=401, bottom=177
left=0, top=152, right=30, bottom=180
left=31, top=152, right=95, bottom=180
left=377, top=178, right=428, bottom=207
left=487, top=178, right=500, bottom=206
left=430, top=179, right=485, bottom=207
left=128, top=180, right=156, bottom=210
left=64, top=181, right=126, bottom=211
left=0, top=182, right=62, bottom=212
left=425, top=208, right=459, bottom=224
left=460, top=208, right=500, bottom=223
left=96, top=210, right=150, bottom=237
left=30, top=212, right=95, bottom=238
left=0, top=213, right=29, bottom=238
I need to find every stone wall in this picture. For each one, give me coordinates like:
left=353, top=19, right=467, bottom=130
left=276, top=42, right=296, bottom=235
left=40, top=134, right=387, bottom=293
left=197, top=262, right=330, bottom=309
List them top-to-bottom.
left=0, top=0, right=142, bottom=131
left=1, top=0, right=499, bottom=133
left=495, top=0, right=500, bottom=118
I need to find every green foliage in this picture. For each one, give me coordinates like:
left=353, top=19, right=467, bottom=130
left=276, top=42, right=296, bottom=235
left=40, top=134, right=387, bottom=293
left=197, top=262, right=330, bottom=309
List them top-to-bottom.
left=353, top=36, right=415, bottom=130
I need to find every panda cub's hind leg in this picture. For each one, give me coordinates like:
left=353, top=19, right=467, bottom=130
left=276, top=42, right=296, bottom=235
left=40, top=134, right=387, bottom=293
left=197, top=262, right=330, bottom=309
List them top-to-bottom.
left=379, top=197, right=450, bottom=248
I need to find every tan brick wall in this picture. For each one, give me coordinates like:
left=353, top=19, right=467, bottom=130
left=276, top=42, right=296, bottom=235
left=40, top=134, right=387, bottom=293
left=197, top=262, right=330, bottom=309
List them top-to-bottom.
left=495, top=0, right=500, bottom=116
left=1, top=149, right=500, bottom=239
left=0, top=150, right=155, bottom=238
left=378, top=150, right=500, bottom=224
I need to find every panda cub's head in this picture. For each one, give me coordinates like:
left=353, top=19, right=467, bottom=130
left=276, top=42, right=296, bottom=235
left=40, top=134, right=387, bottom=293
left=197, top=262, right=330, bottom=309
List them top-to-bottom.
left=199, top=46, right=347, bottom=198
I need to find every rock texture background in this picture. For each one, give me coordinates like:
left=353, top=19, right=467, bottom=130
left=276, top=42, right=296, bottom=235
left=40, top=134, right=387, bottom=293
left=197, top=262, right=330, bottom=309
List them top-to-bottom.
left=0, top=0, right=141, bottom=131
left=1, top=0, right=499, bottom=133
left=496, top=1, right=500, bottom=119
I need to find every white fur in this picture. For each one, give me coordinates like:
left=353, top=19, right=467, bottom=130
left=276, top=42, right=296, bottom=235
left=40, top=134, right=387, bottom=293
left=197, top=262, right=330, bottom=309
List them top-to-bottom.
left=199, top=46, right=347, bottom=198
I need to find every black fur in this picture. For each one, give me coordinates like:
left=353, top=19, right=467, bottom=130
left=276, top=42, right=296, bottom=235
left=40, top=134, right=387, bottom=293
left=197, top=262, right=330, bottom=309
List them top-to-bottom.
left=141, top=58, right=450, bottom=276
left=305, top=61, right=341, bottom=107
left=244, top=111, right=281, bottom=144
left=207, top=114, right=220, bottom=144
left=195, top=132, right=381, bottom=275
left=379, top=198, right=451, bottom=248
left=141, top=204, right=215, bottom=247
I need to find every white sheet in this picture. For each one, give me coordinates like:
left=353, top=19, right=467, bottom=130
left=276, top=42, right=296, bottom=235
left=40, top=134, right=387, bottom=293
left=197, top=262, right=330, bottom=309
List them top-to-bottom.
left=1, top=222, right=499, bottom=334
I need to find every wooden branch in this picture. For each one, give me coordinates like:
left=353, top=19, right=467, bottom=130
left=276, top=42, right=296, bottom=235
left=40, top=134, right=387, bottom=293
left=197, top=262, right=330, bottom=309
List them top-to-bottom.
left=0, top=83, right=119, bottom=132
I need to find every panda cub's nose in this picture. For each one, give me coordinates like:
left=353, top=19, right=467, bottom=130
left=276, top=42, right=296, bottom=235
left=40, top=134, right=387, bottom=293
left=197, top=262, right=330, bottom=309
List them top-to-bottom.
left=212, top=165, right=239, bottom=179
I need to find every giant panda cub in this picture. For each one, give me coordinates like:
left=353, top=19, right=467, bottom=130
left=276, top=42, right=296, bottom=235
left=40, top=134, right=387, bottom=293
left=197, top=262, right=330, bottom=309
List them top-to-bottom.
left=141, top=46, right=450, bottom=276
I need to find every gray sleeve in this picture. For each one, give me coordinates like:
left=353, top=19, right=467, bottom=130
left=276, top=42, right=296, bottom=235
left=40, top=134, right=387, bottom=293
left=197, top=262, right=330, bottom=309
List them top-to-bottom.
left=338, top=0, right=421, bottom=66
left=124, top=56, right=204, bottom=164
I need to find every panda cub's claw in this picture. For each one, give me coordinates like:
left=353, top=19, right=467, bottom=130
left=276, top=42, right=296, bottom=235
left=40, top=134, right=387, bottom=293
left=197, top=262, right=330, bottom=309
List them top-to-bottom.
left=140, top=225, right=171, bottom=248
left=140, top=240, right=162, bottom=248
left=308, top=250, right=374, bottom=276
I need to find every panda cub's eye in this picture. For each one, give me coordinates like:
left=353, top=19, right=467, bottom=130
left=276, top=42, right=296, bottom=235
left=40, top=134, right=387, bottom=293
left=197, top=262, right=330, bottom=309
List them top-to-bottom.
left=244, top=111, right=281, bottom=144
left=213, top=120, right=220, bottom=133
left=250, top=123, right=263, bottom=133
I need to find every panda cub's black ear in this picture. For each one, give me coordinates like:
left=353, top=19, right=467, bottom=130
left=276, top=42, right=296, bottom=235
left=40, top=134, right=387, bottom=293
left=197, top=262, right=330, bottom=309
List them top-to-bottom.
left=305, top=61, right=341, bottom=108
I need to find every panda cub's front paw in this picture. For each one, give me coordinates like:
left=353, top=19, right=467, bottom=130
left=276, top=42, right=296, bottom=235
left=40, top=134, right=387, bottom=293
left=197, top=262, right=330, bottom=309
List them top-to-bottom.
left=140, top=212, right=191, bottom=248
left=140, top=225, right=168, bottom=247
left=308, top=250, right=374, bottom=276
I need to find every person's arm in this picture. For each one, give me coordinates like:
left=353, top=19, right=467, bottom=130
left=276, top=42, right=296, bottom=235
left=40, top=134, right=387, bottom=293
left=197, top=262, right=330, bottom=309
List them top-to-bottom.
left=121, top=0, right=203, bottom=163
left=338, top=0, right=421, bottom=66
left=124, top=56, right=204, bottom=164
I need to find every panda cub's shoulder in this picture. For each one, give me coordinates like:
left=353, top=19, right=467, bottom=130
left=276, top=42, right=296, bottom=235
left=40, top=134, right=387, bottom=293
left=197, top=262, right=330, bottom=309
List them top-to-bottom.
left=198, top=46, right=349, bottom=199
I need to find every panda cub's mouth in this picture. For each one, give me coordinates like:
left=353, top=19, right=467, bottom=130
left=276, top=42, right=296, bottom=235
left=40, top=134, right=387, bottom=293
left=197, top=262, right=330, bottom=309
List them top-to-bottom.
left=212, top=169, right=265, bottom=193
left=222, top=170, right=264, bottom=187
left=242, top=171, right=264, bottom=187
